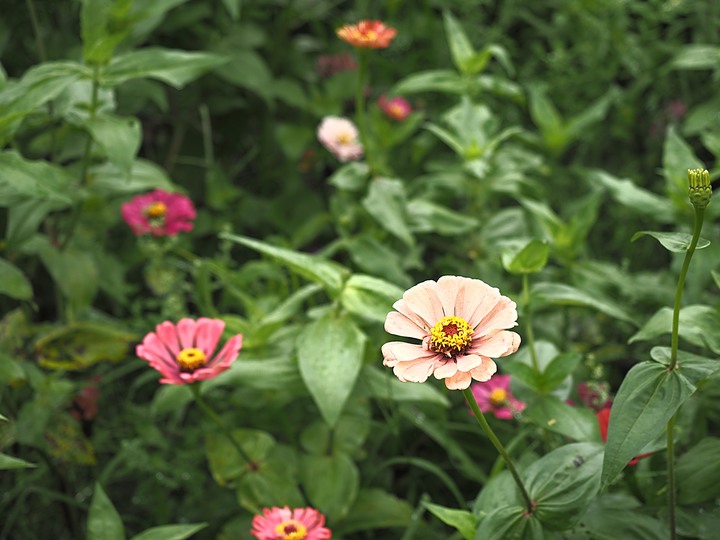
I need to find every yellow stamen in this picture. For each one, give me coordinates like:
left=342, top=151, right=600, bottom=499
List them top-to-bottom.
left=336, top=132, right=353, bottom=145
left=145, top=201, right=167, bottom=218
left=429, top=315, right=474, bottom=356
left=176, top=348, right=207, bottom=371
left=489, top=388, right=507, bottom=407
left=275, top=520, right=307, bottom=540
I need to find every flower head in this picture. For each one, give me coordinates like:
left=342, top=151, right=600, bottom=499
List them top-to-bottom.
left=337, top=20, right=397, bottom=49
left=378, top=95, right=412, bottom=121
left=317, top=116, right=364, bottom=162
left=688, top=168, right=712, bottom=210
left=121, top=189, right=196, bottom=237
left=382, top=276, right=521, bottom=390
left=136, top=318, right=242, bottom=385
left=470, top=374, right=525, bottom=419
left=597, top=407, right=653, bottom=466
left=251, top=506, right=331, bottom=540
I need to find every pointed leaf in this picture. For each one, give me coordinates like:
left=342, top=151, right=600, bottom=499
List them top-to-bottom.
left=443, top=12, right=476, bottom=74
left=393, top=70, right=465, bottom=95
left=86, top=114, right=141, bottom=173
left=0, top=151, right=74, bottom=207
left=362, top=178, right=414, bottom=247
left=631, top=230, right=709, bottom=252
left=502, top=239, right=549, bottom=274
left=0, top=258, right=33, bottom=300
left=340, top=274, right=404, bottom=322
left=531, top=282, right=634, bottom=325
left=525, top=396, right=600, bottom=442
left=301, top=452, right=359, bottom=521
left=0, top=453, right=36, bottom=470
left=87, top=483, right=124, bottom=540
left=334, top=489, right=413, bottom=535
left=425, top=502, right=476, bottom=540
left=475, top=505, right=544, bottom=539
left=130, top=524, right=207, bottom=540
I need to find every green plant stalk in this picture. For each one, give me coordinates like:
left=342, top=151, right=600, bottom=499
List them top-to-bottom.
left=355, top=48, right=369, bottom=163
left=522, top=273, right=540, bottom=372
left=189, top=384, right=254, bottom=465
left=463, top=387, right=534, bottom=513
left=667, top=412, right=678, bottom=540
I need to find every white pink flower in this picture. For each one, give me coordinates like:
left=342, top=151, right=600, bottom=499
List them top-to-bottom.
left=317, top=116, right=364, bottom=162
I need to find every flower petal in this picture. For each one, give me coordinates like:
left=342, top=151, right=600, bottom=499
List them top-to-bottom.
left=436, top=275, right=462, bottom=317
left=402, top=280, right=444, bottom=327
left=462, top=280, right=502, bottom=328
left=474, top=296, right=518, bottom=336
left=393, top=299, right=432, bottom=332
left=384, top=311, right=427, bottom=339
left=176, top=318, right=197, bottom=349
left=195, top=318, right=225, bottom=357
left=155, top=321, right=181, bottom=356
left=468, top=330, right=521, bottom=358
left=206, top=334, right=242, bottom=369
left=381, top=341, right=433, bottom=365
left=455, top=354, right=484, bottom=372
left=393, top=357, right=441, bottom=383
left=470, top=359, right=497, bottom=382
left=432, top=360, right=458, bottom=379
left=444, top=370, right=473, bottom=390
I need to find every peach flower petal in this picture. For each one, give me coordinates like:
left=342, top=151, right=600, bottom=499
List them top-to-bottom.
left=402, top=280, right=444, bottom=327
left=384, top=311, right=427, bottom=340
left=469, top=330, right=521, bottom=359
left=455, top=354, right=485, bottom=372
left=470, top=359, right=497, bottom=382
left=444, top=370, right=473, bottom=390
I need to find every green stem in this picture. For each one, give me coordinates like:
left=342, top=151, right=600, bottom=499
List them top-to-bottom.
left=25, top=0, right=47, bottom=62
left=354, top=48, right=369, bottom=163
left=199, top=104, right=214, bottom=170
left=669, top=206, right=705, bottom=370
left=522, top=273, right=540, bottom=372
left=189, top=384, right=254, bottom=465
left=463, top=387, right=534, bottom=513
left=667, top=412, right=677, bottom=540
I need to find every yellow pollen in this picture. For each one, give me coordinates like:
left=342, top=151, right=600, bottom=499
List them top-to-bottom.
left=336, top=132, right=353, bottom=145
left=145, top=201, right=167, bottom=218
left=429, top=316, right=474, bottom=356
left=176, top=348, right=207, bottom=371
left=489, top=388, right=507, bottom=407
left=275, top=520, right=307, bottom=540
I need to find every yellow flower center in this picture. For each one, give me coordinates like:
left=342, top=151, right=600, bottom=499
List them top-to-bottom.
left=389, top=104, right=405, bottom=118
left=336, top=132, right=353, bottom=145
left=145, top=201, right=167, bottom=218
left=429, top=316, right=474, bottom=356
left=176, top=348, right=207, bottom=371
left=489, top=388, right=508, bottom=407
left=275, top=520, right=307, bottom=540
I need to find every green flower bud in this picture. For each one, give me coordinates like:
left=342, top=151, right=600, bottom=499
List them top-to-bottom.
left=688, top=168, right=712, bottom=209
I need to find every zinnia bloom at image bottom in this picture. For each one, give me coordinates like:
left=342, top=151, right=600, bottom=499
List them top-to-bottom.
left=336, top=19, right=397, bottom=48
left=121, top=188, right=196, bottom=237
left=382, top=275, right=521, bottom=390
left=136, top=318, right=242, bottom=384
left=470, top=374, right=525, bottom=419
left=251, top=506, right=332, bottom=540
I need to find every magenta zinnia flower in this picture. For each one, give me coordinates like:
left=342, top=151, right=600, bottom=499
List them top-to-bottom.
left=378, top=95, right=412, bottom=121
left=317, top=116, right=364, bottom=162
left=121, top=188, right=196, bottom=237
left=382, top=276, right=521, bottom=390
left=136, top=318, right=242, bottom=385
left=470, top=374, right=525, bottom=419
left=251, top=506, right=332, bottom=540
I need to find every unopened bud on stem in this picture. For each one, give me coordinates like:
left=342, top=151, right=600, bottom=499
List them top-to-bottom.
left=688, top=168, right=712, bottom=209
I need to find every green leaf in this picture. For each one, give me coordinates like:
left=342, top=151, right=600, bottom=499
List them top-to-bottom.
left=81, top=0, right=132, bottom=65
left=220, top=0, right=241, bottom=20
left=443, top=11, right=476, bottom=75
left=671, top=45, right=720, bottom=70
left=103, top=48, right=227, bottom=88
left=213, top=50, right=273, bottom=103
left=393, top=70, right=466, bottom=95
left=86, top=113, right=141, bottom=173
left=663, top=126, right=703, bottom=204
left=0, top=151, right=74, bottom=207
left=89, top=159, right=174, bottom=196
left=328, top=162, right=370, bottom=191
left=590, top=169, right=675, bottom=223
left=362, top=178, right=414, bottom=247
left=407, top=199, right=479, bottom=235
left=631, top=230, right=710, bottom=252
left=221, top=234, right=349, bottom=296
left=502, top=239, right=549, bottom=274
left=0, top=258, right=33, bottom=300
left=340, top=274, right=404, bottom=322
left=531, top=282, right=635, bottom=325
left=630, top=306, right=720, bottom=354
left=297, top=314, right=366, bottom=427
left=650, top=347, right=720, bottom=387
left=541, top=352, right=583, bottom=392
left=601, top=361, right=693, bottom=488
left=358, top=365, right=450, bottom=407
left=525, top=396, right=600, bottom=442
left=206, top=429, right=275, bottom=485
left=677, top=438, right=720, bottom=504
left=524, top=442, right=604, bottom=530
left=236, top=444, right=304, bottom=513
left=301, top=452, right=359, bottom=521
left=0, top=453, right=36, bottom=470
left=87, top=483, right=124, bottom=540
left=334, top=488, right=413, bottom=535
left=568, top=494, right=667, bottom=539
left=425, top=502, right=476, bottom=540
left=475, top=505, right=544, bottom=539
left=130, top=524, right=207, bottom=540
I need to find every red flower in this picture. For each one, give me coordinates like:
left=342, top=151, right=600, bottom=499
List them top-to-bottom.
left=336, top=20, right=397, bottom=49
left=378, top=95, right=412, bottom=121
left=121, top=189, right=196, bottom=237
left=596, top=407, right=653, bottom=466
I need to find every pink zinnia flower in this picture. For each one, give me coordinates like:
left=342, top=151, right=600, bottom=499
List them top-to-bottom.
left=336, top=20, right=397, bottom=49
left=378, top=95, right=412, bottom=121
left=317, top=116, right=364, bottom=162
left=121, top=189, right=196, bottom=237
left=382, top=276, right=521, bottom=390
left=136, top=318, right=242, bottom=385
left=470, top=374, right=525, bottom=419
left=251, top=506, right=331, bottom=540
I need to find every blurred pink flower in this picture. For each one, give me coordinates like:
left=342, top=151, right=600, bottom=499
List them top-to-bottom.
left=336, top=20, right=397, bottom=49
left=316, top=52, right=357, bottom=78
left=378, top=95, right=412, bottom=121
left=667, top=100, right=687, bottom=122
left=317, top=116, right=364, bottom=162
left=121, top=189, right=196, bottom=237
left=382, top=276, right=521, bottom=390
left=136, top=318, right=242, bottom=385
left=470, top=374, right=525, bottom=419
left=71, top=375, right=101, bottom=421
left=577, top=381, right=612, bottom=412
left=251, top=506, right=331, bottom=540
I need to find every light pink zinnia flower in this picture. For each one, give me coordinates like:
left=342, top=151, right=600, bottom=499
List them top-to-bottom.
left=378, top=95, right=412, bottom=121
left=317, top=116, right=364, bottom=162
left=121, top=188, right=196, bottom=237
left=382, top=276, right=521, bottom=390
left=136, top=318, right=242, bottom=385
left=470, top=374, right=525, bottom=419
left=251, top=506, right=332, bottom=540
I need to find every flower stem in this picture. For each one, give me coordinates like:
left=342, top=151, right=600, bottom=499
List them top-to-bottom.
left=355, top=48, right=369, bottom=163
left=522, top=273, right=540, bottom=372
left=190, top=384, right=254, bottom=465
left=463, top=388, right=534, bottom=513
left=667, top=412, right=677, bottom=540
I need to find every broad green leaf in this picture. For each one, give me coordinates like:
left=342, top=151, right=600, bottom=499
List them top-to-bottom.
left=82, top=0, right=132, bottom=65
left=221, top=0, right=241, bottom=20
left=443, top=11, right=476, bottom=74
left=671, top=45, right=720, bottom=70
left=103, top=48, right=227, bottom=88
left=213, top=50, right=272, bottom=103
left=393, top=69, right=466, bottom=95
left=527, top=85, right=566, bottom=154
left=565, top=87, right=619, bottom=139
left=86, top=113, right=141, bottom=173
left=425, top=122, right=465, bottom=155
left=0, top=152, right=74, bottom=207
left=89, top=159, right=174, bottom=196
left=328, top=162, right=369, bottom=191
left=590, top=169, right=675, bottom=222
left=362, top=178, right=414, bottom=247
left=6, top=199, right=66, bottom=250
left=407, top=199, right=479, bottom=235
left=631, top=230, right=710, bottom=252
left=221, top=233, right=349, bottom=296
left=345, top=235, right=411, bottom=286
left=502, top=239, right=549, bottom=274
left=0, top=258, right=33, bottom=300
left=340, top=274, right=404, bottom=322
left=531, top=282, right=634, bottom=325
left=630, top=306, right=720, bottom=354
left=297, top=314, right=366, bottom=427
left=650, top=347, right=720, bottom=387
left=541, top=352, right=583, bottom=392
left=207, top=356, right=301, bottom=391
left=601, top=361, right=693, bottom=488
left=358, top=365, right=449, bottom=407
left=151, top=385, right=192, bottom=417
left=525, top=396, right=600, bottom=442
left=300, top=403, right=371, bottom=456
left=206, top=429, right=275, bottom=485
left=677, top=438, right=720, bottom=504
left=525, top=442, right=604, bottom=530
left=237, top=444, right=304, bottom=513
left=301, top=452, right=359, bottom=521
left=0, top=453, right=36, bottom=470
left=474, top=471, right=521, bottom=518
left=87, top=483, right=124, bottom=540
left=334, top=488, right=413, bottom=535
left=567, top=494, right=667, bottom=539
left=425, top=502, right=476, bottom=540
left=475, top=505, right=544, bottom=539
left=675, top=506, right=720, bottom=540
left=130, top=524, right=207, bottom=540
